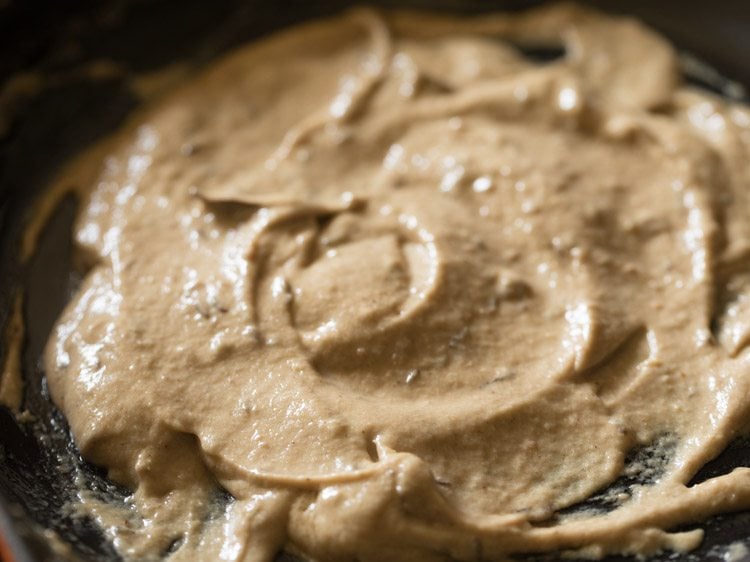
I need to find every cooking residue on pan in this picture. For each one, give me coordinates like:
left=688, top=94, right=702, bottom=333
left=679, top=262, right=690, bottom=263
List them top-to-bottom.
left=6, top=4, right=750, bottom=561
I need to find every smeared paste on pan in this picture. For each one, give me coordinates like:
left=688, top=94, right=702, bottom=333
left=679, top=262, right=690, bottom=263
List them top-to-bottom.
left=24, top=4, right=750, bottom=561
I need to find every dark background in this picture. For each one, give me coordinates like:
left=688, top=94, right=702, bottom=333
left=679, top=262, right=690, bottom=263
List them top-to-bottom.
left=1, top=1, right=750, bottom=561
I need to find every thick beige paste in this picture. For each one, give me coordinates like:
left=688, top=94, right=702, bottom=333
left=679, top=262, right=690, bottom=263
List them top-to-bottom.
left=32, top=4, right=750, bottom=561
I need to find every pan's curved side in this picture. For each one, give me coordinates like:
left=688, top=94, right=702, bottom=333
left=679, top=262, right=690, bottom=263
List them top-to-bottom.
left=0, top=2, right=748, bottom=562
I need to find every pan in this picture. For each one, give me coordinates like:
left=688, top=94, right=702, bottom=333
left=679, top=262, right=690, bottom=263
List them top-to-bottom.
left=1, top=1, right=749, bottom=560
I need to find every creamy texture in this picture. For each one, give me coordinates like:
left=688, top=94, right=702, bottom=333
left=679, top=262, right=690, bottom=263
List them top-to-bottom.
left=32, top=4, right=750, bottom=561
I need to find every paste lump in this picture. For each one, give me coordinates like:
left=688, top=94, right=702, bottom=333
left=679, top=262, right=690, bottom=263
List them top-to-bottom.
left=39, top=4, right=750, bottom=561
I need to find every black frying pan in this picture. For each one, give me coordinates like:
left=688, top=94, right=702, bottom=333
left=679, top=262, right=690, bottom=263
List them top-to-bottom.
left=1, top=1, right=750, bottom=561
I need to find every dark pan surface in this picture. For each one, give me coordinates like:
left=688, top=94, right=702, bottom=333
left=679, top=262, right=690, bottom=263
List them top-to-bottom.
left=1, top=1, right=750, bottom=561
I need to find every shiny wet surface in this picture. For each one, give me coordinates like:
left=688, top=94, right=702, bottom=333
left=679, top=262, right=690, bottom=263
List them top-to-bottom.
left=1, top=1, right=750, bottom=561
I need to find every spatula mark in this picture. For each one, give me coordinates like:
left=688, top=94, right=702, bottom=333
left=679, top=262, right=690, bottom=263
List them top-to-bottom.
left=710, top=263, right=750, bottom=357
left=579, top=327, right=651, bottom=403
